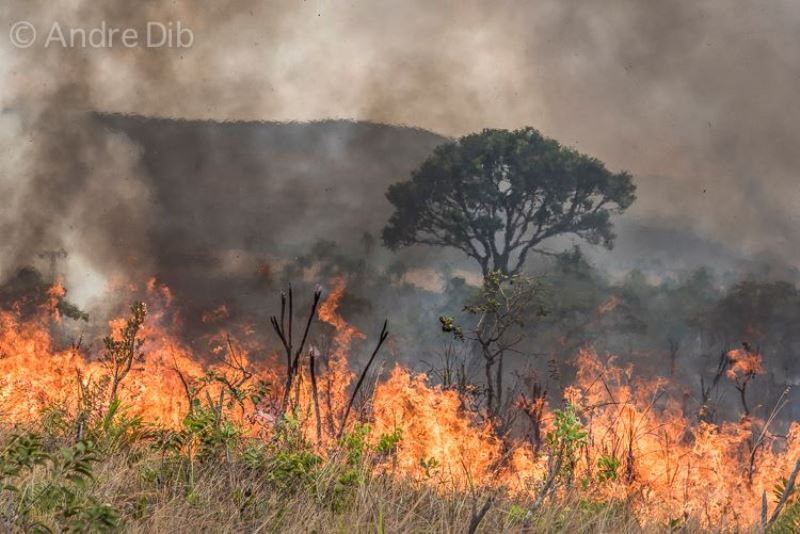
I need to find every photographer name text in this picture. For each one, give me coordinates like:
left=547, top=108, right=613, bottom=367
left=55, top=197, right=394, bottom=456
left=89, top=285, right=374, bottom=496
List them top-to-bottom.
left=9, top=21, right=194, bottom=49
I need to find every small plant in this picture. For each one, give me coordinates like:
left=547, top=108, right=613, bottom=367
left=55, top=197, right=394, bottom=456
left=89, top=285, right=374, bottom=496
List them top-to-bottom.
left=440, top=270, right=547, bottom=421
left=102, top=302, right=147, bottom=408
left=95, top=399, right=146, bottom=453
left=525, top=403, right=589, bottom=521
left=546, top=403, right=588, bottom=480
left=39, top=404, right=72, bottom=440
left=182, top=405, right=241, bottom=461
left=265, top=413, right=321, bottom=490
left=329, top=423, right=373, bottom=508
left=341, top=423, right=371, bottom=466
left=374, top=428, right=402, bottom=456
left=0, top=433, right=120, bottom=532
left=239, top=440, right=268, bottom=469
left=267, top=449, right=322, bottom=489
left=596, top=454, right=621, bottom=482
left=420, top=456, right=440, bottom=478
left=768, top=476, right=800, bottom=533
left=507, top=503, right=527, bottom=524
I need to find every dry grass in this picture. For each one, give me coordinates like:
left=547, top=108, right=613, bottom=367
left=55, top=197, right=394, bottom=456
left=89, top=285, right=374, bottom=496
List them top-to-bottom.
left=0, top=396, right=776, bottom=534
left=0, top=420, right=770, bottom=533
left=26, top=444, right=709, bottom=533
left=97, top=456, right=635, bottom=533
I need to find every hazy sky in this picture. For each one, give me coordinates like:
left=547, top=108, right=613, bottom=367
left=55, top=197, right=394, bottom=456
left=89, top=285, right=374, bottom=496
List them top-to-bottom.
left=2, top=0, right=800, bottom=283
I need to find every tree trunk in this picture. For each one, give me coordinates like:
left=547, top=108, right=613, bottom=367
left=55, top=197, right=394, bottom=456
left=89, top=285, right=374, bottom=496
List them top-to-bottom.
left=492, top=252, right=510, bottom=276
left=495, top=352, right=504, bottom=418
left=485, top=356, right=494, bottom=416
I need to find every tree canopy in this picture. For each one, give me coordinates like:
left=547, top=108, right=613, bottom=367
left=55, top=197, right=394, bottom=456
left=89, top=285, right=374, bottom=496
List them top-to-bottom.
left=382, top=128, right=636, bottom=275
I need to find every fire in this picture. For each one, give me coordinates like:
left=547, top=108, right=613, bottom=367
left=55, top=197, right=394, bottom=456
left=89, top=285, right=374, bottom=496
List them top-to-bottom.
left=46, top=278, right=66, bottom=321
left=318, top=278, right=366, bottom=358
left=0, top=279, right=798, bottom=530
left=597, top=294, right=621, bottom=314
left=0, top=307, right=85, bottom=421
left=726, top=347, right=765, bottom=380
left=535, top=348, right=800, bottom=527
left=371, top=366, right=503, bottom=488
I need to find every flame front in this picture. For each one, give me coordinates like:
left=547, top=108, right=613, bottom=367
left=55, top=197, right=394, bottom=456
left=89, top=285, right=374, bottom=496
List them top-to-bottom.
left=0, top=280, right=798, bottom=530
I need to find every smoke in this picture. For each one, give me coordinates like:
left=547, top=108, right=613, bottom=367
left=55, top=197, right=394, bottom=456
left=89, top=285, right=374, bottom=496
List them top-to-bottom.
left=1, top=0, right=799, bottom=302
left=3, top=0, right=800, bottom=428
left=0, top=1, right=292, bottom=298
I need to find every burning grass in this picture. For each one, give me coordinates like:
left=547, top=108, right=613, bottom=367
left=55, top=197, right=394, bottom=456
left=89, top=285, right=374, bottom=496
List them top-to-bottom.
left=0, top=279, right=799, bottom=532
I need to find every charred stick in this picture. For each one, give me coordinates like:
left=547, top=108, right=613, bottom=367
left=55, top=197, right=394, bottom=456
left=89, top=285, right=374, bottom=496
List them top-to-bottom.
left=288, top=285, right=293, bottom=355
left=273, top=287, right=323, bottom=413
left=291, top=287, right=323, bottom=376
left=280, top=291, right=286, bottom=343
left=271, top=314, right=297, bottom=413
left=269, top=316, right=291, bottom=360
left=337, top=319, right=389, bottom=439
left=309, top=349, right=322, bottom=446
left=699, top=351, right=729, bottom=421
left=172, top=364, right=196, bottom=414
left=293, top=366, right=303, bottom=408
left=324, top=374, right=336, bottom=436
left=737, top=381, right=751, bottom=417
left=525, top=442, right=565, bottom=522
left=767, top=455, right=800, bottom=527
left=467, top=495, right=494, bottom=534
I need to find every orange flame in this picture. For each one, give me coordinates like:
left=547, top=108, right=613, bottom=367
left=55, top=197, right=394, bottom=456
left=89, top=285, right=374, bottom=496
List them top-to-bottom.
left=0, top=280, right=798, bottom=529
left=726, top=347, right=765, bottom=380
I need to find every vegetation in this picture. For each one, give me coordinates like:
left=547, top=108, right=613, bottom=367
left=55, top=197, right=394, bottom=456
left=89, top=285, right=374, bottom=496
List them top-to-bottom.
left=5, top=128, right=800, bottom=531
left=382, top=128, right=636, bottom=275
left=440, top=270, right=547, bottom=423
left=1, top=287, right=798, bottom=533
left=4, top=390, right=796, bottom=533
left=0, top=397, right=766, bottom=533
left=0, top=434, right=617, bottom=533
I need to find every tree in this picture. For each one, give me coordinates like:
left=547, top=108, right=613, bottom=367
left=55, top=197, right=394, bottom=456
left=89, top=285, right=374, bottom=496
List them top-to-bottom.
left=382, top=128, right=636, bottom=276
left=440, top=270, right=547, bottom=422
left=102, top=302, right=147, bottom=407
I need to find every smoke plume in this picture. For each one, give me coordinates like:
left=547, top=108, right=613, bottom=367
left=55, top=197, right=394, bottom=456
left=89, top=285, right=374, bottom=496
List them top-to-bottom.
left=1, top=0, right=799, bottom=298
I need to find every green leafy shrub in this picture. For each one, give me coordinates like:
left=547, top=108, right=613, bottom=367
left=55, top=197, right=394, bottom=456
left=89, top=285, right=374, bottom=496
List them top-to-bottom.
left=546, top=404, right=588, bottom=481
left=341, top=423, right=371, bottom=466
left=374, top=428, right=402, bottom=456
left=0, top=434, right=120, bottom=532
left=267, top=449, right=322, bottom=489
left=596, top=455, right=621, bottom=482
left=769, top=477, right=800, bottom=534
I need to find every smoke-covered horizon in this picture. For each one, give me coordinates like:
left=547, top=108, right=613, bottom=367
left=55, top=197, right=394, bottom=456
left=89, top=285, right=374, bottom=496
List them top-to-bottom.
left=2, top=0, right=800, bottom=300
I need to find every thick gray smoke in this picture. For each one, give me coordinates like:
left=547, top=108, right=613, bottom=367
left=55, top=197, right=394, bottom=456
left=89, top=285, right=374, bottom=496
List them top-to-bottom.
left=1, top=0, right=799, bottom=300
